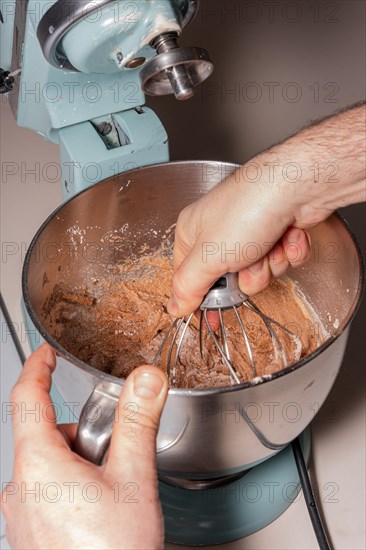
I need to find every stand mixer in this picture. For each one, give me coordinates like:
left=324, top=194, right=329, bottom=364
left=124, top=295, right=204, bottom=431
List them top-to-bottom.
left=0, top=0, right=212, bottom=197
left=1, top=1, right=364, bottom=547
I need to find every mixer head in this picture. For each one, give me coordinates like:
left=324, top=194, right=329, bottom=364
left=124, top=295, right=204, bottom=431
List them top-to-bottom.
left=36, top=0, right=213, bottom=100
left=154, top=273, right=301, bottom=386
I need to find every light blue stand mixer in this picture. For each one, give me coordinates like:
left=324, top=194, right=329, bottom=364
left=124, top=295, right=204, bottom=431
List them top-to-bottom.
left=0, top=0, right=215, bottom=198
left=1, top=0, right=334, bottom=545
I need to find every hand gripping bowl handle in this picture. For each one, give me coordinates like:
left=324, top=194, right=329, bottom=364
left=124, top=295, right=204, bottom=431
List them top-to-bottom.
left=73, top=382, right=121, bottom=465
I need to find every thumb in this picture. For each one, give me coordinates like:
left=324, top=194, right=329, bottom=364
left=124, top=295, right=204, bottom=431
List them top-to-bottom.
left=104, top=366, right=168, bottom=479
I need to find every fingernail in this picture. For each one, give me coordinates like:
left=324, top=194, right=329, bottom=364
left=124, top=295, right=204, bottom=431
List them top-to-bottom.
left=287, top=229, right=302, bottom=242
left=305, top=231, right=312, bottom=247
left=286, top=244, right=301, bottom=262
left=248, top=258, right=264, bottom=274
left=167, top=295, right=179, bottom=317
left=134, top=371, right=164, bottom=399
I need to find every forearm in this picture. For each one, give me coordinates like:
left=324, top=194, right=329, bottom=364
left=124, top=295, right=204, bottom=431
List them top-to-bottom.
left=245, top=103, right=366, bottom=227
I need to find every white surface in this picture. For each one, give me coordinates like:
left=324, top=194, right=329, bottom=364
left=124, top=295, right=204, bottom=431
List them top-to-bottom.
left=1, top=95, right=365, bottom=550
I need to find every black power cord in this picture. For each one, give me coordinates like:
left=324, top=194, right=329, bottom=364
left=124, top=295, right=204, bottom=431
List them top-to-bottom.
left=0, top=293, right=26, bottom=365
left=291, top=437, right=331, bottom=550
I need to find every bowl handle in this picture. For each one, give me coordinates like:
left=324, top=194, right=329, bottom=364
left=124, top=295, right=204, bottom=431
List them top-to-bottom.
left=73, top=382, right=121, bottom=464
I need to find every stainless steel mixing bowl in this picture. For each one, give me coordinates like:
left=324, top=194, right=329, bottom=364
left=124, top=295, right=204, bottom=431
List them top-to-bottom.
left=23, top=161, right=364, bottom=477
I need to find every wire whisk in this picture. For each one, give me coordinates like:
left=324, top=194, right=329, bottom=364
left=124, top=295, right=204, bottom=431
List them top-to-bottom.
left=154, top=273, right=301, bottom=386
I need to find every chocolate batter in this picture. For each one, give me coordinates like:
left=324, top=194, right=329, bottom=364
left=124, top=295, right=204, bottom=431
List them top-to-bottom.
left=41, top=249, right=325, bottom=388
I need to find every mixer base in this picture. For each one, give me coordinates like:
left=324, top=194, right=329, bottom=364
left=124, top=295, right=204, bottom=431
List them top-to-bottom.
left=159, top=428, right=311, bottom=545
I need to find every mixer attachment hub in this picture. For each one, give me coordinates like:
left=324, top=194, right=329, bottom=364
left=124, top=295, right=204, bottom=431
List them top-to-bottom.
left=140, top=32, right=213, bottom=100
left=200, top=273, right=248, bottom=310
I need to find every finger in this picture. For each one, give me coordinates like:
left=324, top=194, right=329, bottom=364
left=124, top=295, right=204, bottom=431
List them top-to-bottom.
left=172, top=205, right=199, bottom=271
left=282, top=228, right=311, bottom=267
left=173, top=233, right=191, bottom=273
left=168, top=242, right=226, bottom=317
left=268, top=242, right=290, bottom=278
left=238, top=255, right=272, bottom=295
left=194, top=310, right=220, bottom=332
left=205, top=310, right=220, bottom=332
left=10, top=344, right=57, bottom=451
left=104, top=366, right=168, bottom=480
left=57, top=423, right=78, bottom=447
left=1, top=483, right=19, bottom=519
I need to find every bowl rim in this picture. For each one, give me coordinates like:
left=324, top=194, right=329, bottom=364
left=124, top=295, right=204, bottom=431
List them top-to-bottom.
left=22, top=160, right=365, bottom=396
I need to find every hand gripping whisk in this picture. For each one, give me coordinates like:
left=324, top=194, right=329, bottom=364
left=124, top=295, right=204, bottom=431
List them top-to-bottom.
left=154, top=273, right=301, bottom=386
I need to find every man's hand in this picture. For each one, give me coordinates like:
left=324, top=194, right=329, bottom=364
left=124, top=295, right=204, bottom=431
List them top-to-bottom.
left=167, top=104, right=365, bottom=318
left=167, top=178, right=311, bottom=318
left=1, top=344, right=168, bottom=550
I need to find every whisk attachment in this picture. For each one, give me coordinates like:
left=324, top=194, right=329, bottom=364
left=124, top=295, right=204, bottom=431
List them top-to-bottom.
left=155, top=273, right=301, bottom=387
left=200, top=274, right=252, bottom=383
left=153, top=313, right=195, bottom=386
